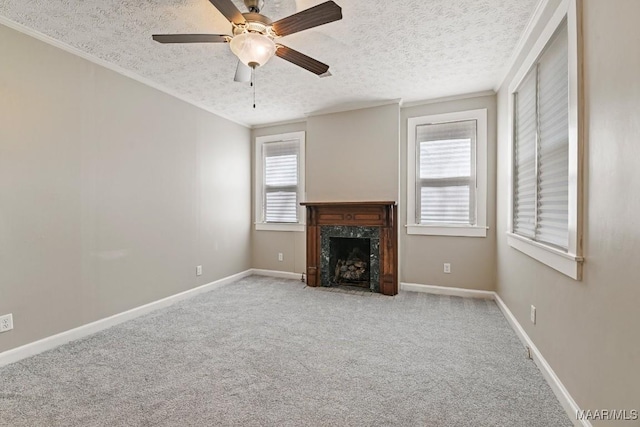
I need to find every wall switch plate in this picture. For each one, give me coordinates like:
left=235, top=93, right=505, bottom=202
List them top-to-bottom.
left=278, top=253, right=283, bottom=262
left=443, top=263, right=451, bottom=274
left=196, top=265, right=202, bottom=276
left=530, top=305, right=536, bottom=324
left=0, top=314, right=13, bottom=333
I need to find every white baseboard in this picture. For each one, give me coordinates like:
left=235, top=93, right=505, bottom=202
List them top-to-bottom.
left=250, top=268, right=304, bottom=281
left=0, top=269, right=252, bottom=368
left=400, top=282, right=495, bottom=299
left=493, top=294, right=590, bottom=427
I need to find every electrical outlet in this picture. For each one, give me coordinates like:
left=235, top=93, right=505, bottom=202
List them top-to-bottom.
left=278, top=253, right=283, bottom=262
left=443, top=263, right=451, bottom=274
left=196, top=265, right=202, bottom=276
left=530, top=305, right=536, bottom=324
left=0, top=314, right=13, bottom=333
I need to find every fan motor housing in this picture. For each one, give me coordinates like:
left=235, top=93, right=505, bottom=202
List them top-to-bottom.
left=244, top=0, right=265, bottom=13
left=241, top=12, right=272, bottom=26
left=234, top=13, right=273, bottom=37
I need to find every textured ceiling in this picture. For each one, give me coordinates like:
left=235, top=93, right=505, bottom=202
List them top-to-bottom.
left=0, top=0, right=538, bottom=126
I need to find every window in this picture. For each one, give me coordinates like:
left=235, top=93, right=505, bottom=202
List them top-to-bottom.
left=507, top=0, right=583, bottom=279
left=407, top=109, right=488, bottom=237
left=255, top=131, right=305, bottom=231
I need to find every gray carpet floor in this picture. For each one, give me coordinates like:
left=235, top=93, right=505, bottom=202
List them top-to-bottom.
left=0, top=276, right=572, bottom=426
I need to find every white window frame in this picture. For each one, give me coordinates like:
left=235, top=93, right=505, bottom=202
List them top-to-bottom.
left=506, top=0, right=584, bottom=280
left=407, top=109, right=488, bottom=237
left=255, top=131, right=306, bottom=232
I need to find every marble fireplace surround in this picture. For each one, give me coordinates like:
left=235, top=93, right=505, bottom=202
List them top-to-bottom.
left=300, top=201, right=398, bottom=296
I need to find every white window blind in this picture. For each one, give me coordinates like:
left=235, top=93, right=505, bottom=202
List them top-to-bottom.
left=513, top=22, right=569, bottom=250
left=513, top=69, right=538, bottom=238
left=416, top=120, right=477, bottom=225
left=263, top=140, right=299, bottom=223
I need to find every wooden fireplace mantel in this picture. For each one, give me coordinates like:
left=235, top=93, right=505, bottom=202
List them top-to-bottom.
left=301, top=201, right=398, bottom=295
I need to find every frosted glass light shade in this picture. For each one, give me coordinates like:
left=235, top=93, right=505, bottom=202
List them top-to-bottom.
left=230, top=33, right=276, bottom=68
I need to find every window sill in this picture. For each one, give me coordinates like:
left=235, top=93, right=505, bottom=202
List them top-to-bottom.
left=255, top=223, right=305, bottom=232
left=406, top=224, right=488, bottom=237
left=506, top=232, right=583, bottom=280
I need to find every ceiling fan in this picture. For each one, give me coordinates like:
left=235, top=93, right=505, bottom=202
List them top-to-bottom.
left=152, top=0, right=342, bottom=82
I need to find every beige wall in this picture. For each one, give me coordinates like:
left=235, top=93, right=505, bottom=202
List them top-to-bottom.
left=496, top=0, right=640, bottom=420
left=0, top=24, right=251, bottom=353
left=400, top=95, right=497, bottom=290
left=306, top=104, right=400, bottom=202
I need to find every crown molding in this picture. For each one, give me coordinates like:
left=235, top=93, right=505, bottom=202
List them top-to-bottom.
left=494, top=0, right=552, bottom=92
left=0, top=16, right=250, bottom=129
left=401, top=90, right=496, bottom=109
left=305, top=98, right=402, bottom=118
left=250, top=118, right=307, bottom=130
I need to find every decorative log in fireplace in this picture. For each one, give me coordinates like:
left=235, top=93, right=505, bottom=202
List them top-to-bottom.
left=300, top=201, right=398, bottom=296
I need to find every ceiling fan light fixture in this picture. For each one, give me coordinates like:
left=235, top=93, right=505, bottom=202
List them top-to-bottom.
left=153, top=0, right=344, bottom=78
left=230, top=32, right=276, bottom=68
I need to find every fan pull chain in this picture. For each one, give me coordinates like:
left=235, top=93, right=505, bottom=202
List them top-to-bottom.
left=251, top=67, right=256, bottom=109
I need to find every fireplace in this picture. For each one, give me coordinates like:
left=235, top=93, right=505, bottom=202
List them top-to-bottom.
left=301, top=201, right=397, bottom=295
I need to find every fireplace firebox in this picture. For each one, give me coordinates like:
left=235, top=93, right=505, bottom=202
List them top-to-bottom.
left=301, top=201, right=398, bottom=295
left=330, top=237, right=371, bottom=287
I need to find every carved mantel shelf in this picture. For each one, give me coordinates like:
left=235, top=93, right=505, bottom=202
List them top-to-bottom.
left=300, top=201, right=398, bottom=296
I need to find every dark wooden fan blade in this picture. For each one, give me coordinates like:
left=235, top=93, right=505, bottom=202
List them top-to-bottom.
left=209, top=0, right=246, bottom=25
left=271, top=1, right=342, bottom=37
left=152, top=34, right=230, bottom=44
left=275, top=44, right=330, bottom=76
left=234, top=60, right=252, bottom=82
